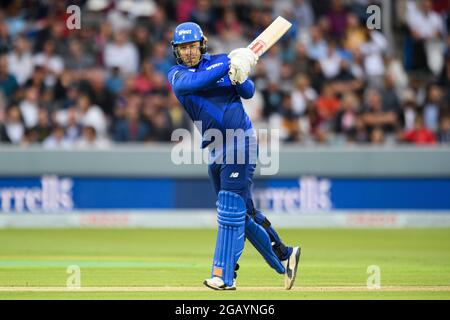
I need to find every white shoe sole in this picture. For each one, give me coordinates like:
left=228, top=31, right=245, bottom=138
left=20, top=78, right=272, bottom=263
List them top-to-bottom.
left=284, top=246, right=301, bottom=290
left=203, top=279, right=236, bottom=291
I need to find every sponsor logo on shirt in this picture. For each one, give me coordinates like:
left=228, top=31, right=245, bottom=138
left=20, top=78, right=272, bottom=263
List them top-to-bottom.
left=206, top=62, right=223, bottom=71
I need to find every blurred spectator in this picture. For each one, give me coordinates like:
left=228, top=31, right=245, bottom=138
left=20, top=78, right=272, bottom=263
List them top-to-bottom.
left=190, top=0, right=216, bottom=34
left=293, top=0, right=315, bottom=31
left=325, top=0, right=349, bottom=39
left=406, top=0, right=446, bottom=75
left=107, top=3, right=135, bottom=33
left=215, top=7, right=241, bottom=36
left=344, top=13, right=367, bottom=52
left=0, top=20, right=12, bottom=53
left=306, top=25, right=327, bottom=61
left=133, top=26, right=153, bottom=64
left=104, top=30, right=139, bottom=75
left=360, top=30, right=388, bottom=87
left=7, top=35, right=33, bottom=86
left=33, top=39, right=64, bottom=87
left=319, top=39, right=342, bottom=79
left=65, top=40, right=95, bottom=71
left=149, top=42, right=173, bottom=77
left=293, top=43, right=315, bottom=76
left=261, top=45, right=282, bottom=83
left=0, top=54, right=18, bottom=99
left=385, top=54, right=409, bottom=91
left=438, top=55, right=450, bottom=91
left=332, top=59, right=364, bottom=94
left=133, top=61, right=155, bottom=95
left=25, top=65, right=47, bottom=94
left=105, top=66, right=124, bottom=94
left=79, top=68, right=116, bottom=117
left=53, top=70, right=76, bottom=108
left=291, top=74, right=317, bottom=116
left=380, top=74, right=402, bottom=114
left=262, top=81, right=284, bottom=119
left=316, top=83, right=340, bottom=122
left=423, top=84, right=444, bottom=132
left=19, top=86, right=40, bottom=129
left=362, top=89, right=398, bottom=135
left=166, top=90, right=191, bottom=131
left=398, top=91, right=419, bottom=132
left=334, top=92, right=360, bottom=135
left=75, top=93, right=107, bottom=138
left=280, top=94, right=301, bottom=142
left=113, top=95, right=149, bottom=142
left=142, top=96, right=173, bottom=142
left=1, top=105, right=25, bottom=144
left=63, top=107, right=82, bottom=144
left=32, top=108, right=52, bottom=142
left=147, top=109, right=173, bottom=142
left=437, top=114, right=450, bottom=143
left=347, top=115, right=368, bottom=144
left=402, top=115, right=436, bottom=145
left=42, top=125, right=72, bottom=149
left=76, top=126, right=110, bottom=149
left=370, top=126, right=386, bottom=145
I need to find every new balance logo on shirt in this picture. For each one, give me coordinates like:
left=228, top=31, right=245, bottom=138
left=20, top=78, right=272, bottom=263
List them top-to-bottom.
left=230, top=172, right=239, bottom=178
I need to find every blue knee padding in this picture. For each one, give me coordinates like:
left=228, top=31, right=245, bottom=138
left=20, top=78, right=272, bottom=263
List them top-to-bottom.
left=212, top=191, right=246, bottom=286
left=245, top=217, right=286, bottom=274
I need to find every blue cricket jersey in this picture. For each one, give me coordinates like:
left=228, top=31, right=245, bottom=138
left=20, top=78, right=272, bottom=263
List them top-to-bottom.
left=167, top=53, right=255, bottom=148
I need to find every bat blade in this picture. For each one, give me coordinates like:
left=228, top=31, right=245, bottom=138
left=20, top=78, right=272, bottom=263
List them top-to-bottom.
left=248, top=16, right=292, bottom=57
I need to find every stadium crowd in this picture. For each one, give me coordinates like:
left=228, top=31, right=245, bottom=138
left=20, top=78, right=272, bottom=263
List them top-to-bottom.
left=0, top=0, right=449, bottom=148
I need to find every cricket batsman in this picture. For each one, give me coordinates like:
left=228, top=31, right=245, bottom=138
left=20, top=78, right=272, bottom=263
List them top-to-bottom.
left=167, top=22, right=301, bottom=290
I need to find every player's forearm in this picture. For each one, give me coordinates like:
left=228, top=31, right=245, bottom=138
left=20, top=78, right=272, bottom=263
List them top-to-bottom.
left=170, top=57, right=230, bottom=94
left=235, top=79, right=255, bottom=99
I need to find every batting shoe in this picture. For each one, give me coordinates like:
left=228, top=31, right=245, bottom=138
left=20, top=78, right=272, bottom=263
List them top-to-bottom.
left=282, top=246, right=301, bottom=290
left=203, top=277, right=236, bottom=291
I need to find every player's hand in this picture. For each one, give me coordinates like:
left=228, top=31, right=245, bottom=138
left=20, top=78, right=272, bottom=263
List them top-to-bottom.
left=228, top=48, right=258, bottom=84
left=228, top=48, right=258, bottom=68
left=228, top=64, right=249, bottom=84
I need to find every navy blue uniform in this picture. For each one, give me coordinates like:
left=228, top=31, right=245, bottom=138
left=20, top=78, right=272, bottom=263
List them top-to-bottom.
left=168, top=53, right=258, bottom=212
left=168, top=53, right=292, bottom=273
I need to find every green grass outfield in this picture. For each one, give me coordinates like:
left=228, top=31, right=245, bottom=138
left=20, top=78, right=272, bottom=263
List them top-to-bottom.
left=0, top=228, right=449, bottom=299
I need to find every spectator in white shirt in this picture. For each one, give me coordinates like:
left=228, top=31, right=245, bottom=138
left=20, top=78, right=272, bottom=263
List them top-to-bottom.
left=406, top=0, right=446, bottom=75
left=306, top=25, right=328, bottom=61
left=104, top=30, right=139, bottom=75
left=360, top=30, right=388, bottom=88
left=7, top=36, right=33, bottom=86
left=33, top=40, right=64, bottom=87
left=319, top=40, right=342, bottom=79
left=291, top=74, right=317, bottom=116
left=19, top=86, right=39, bottom=128
left=76, top=93, right=107, bottom=138
left=42, top=126, right=72, bottom=149
left=76, top=126, right=110, bottom=149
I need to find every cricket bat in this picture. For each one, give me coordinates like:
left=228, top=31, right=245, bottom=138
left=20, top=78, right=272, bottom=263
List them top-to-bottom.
left=229, top=16, right=292, bottom=82
left=248, top=16, right=292, bottom=58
